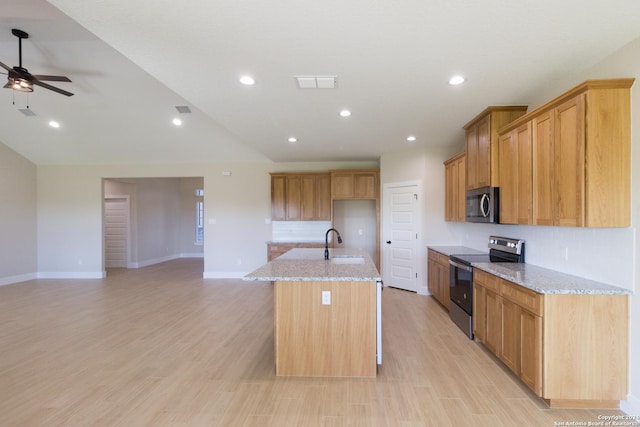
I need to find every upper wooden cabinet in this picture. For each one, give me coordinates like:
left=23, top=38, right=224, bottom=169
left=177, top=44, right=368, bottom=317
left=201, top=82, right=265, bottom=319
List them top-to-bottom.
left=499, top=78, right=634, bottom=227
left=464, top=106, right=528, bottom=190
left=498, top=122, right=533, bottom=225
left=444, top=152, right=466, bottom=222
left=330, top=170, right=379, bottom=199
left=270, top=173, right=331, bottom=221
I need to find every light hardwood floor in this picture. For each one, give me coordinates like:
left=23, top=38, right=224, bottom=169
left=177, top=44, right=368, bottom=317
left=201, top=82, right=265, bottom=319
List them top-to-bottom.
left=0, top=258, right=633, bottom=426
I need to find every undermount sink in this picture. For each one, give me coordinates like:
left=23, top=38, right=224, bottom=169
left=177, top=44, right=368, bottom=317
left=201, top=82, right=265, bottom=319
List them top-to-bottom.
left=330, top=256, right=365, bottom=264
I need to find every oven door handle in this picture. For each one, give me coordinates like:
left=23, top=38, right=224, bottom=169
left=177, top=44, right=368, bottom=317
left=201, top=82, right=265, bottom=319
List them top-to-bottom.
left=449, top=259, right=472, bottom=272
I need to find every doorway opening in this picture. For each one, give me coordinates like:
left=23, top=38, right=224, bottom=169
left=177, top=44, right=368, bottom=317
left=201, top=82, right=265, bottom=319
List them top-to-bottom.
left=102, top=177, right=204, bottom=276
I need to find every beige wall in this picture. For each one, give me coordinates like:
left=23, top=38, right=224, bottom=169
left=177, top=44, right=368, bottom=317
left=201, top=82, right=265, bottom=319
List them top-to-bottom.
left=0, top=143, right=37, bottom=285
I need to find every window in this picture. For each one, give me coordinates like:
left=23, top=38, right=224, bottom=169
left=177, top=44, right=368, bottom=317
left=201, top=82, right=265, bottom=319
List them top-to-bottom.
left=195, top=189, right=204, bottom=244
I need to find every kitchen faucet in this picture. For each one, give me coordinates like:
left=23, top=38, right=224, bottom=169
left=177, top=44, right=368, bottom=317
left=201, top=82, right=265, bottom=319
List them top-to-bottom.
left=324, top=228, right=343, bottom=260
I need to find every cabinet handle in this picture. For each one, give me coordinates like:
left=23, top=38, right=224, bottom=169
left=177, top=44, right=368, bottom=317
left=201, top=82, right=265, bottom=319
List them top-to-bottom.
left=386, top=241, right=391, bottom=244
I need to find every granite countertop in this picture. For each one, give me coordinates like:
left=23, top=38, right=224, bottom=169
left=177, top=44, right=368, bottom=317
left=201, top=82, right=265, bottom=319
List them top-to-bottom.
left=427, top=245, right=487, bottom=256
left=244, top=248, right=381, bottom=282
left=473, top=262, right=632, bottom=295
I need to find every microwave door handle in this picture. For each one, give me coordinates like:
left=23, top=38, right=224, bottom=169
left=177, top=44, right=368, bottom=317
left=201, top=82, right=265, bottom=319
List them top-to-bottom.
left=480, top=193, right=490, bottom=217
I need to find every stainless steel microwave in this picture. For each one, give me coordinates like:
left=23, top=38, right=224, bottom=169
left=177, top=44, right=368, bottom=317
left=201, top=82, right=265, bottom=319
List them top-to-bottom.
left=466, top=187, right=499, bottom=223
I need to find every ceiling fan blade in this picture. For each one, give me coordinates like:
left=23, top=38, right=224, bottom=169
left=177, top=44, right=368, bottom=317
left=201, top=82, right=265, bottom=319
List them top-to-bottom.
left=0, top=61, right=12, bottom=72
left=32, top=74, right=71, bottom=82
left=32, top=80, right=74, bottom=97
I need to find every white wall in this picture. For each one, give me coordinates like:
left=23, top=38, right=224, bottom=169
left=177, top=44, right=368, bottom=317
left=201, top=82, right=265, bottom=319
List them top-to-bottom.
left=379, top=35, right=640, bottom=414
left=0, top=142, right=37, bottom=285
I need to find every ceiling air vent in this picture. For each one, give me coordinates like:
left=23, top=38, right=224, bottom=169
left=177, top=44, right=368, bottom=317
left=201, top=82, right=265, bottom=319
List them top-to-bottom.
left=295, top=75, right=337, bottom=89
left=175, top=105, right=192, bottom=114
left=18, top=108, right=36, bottom=117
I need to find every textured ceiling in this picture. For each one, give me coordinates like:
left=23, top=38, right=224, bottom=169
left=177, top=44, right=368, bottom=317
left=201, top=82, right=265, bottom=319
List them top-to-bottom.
left=1, top=0, right=639, bottom=165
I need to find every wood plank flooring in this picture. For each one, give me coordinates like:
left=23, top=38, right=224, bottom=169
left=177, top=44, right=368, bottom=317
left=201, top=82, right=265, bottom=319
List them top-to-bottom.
left=0, top=258, right=633, bottom=426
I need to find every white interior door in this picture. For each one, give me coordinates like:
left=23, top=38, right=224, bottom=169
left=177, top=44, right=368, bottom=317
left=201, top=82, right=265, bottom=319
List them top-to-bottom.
left=383, top=184, right=419, bottom=292
left=104, top=197, right=129, bottom=268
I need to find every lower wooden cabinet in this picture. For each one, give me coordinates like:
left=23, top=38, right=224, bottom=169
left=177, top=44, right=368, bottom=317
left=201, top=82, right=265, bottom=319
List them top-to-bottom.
left=427, top=249, right=450, bottom=309
left=473, top=269, right=627, bottom=408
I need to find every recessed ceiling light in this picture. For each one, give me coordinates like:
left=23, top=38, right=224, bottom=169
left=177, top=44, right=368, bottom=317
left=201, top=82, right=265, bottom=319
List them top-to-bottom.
left=239, top=75, right=255, bottom=85
left=449, top=75, right=465, bottom=86
left=339, top=109, right=351, bottom=117
left=172, top=118, right=182, bottom=126
left=49, top=120, right=60, bottom=128
left=407, top=136, right=416, bottom=142
left=288, top=137, right=297, bottom=143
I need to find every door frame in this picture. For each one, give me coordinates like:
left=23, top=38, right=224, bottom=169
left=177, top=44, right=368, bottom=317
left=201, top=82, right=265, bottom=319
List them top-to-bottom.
left=381, top=180, right=422, bottom=292
left=103, top=195, right=132, bottom=270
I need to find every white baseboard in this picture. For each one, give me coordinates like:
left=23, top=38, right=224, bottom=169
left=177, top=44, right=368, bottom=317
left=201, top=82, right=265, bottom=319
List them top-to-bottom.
left=132, top=253, right=203, bottom=268
left=37, top=271, right=106, bottom=279
left=203, top=271, right=248, bottom=279
left=0, top=272, right=38, bottom=286
left=621, top=393, right=640, bottom=416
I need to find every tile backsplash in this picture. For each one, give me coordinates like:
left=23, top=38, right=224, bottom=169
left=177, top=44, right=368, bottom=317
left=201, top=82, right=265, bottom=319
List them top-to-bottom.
left=272, top=221, right=332, bottom=242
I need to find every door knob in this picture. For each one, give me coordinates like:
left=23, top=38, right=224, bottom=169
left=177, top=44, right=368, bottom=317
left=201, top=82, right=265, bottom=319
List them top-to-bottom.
left=386, top=241, right=391, bottom=244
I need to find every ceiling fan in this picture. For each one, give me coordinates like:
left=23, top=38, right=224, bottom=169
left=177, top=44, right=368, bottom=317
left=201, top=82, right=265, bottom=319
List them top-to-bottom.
left=0, top=29, right=73, bottom=97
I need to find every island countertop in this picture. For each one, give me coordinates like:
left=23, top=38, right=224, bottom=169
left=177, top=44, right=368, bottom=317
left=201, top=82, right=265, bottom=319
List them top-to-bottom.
left=244, top=248, right=381, bottom=282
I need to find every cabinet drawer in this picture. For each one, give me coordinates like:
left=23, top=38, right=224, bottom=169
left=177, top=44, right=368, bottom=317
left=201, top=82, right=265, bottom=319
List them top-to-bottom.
left=428, top=249, right=439, bottom=262
left=437, top=253, right=449, bottom=265
left=474, top=269, right=499, bottom=292
left=500, top=280, right=543, bottom=316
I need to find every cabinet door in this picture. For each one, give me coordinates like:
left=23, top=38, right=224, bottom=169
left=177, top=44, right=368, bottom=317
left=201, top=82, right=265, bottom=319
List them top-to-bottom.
left=554, top=95, right=585, bottom=227
left=532, top=110, right=555, bottom=225
left=476, top=115, right=491, bottom=188
left=516, top=123, right=533, bottom=224
left=466, top=125, right=478, bottom=190
left=499, top=130, right=518, bottom=224
left=456, top=156, right=466, bottom=221
left=444, top=162, right=454, bottom=221
left=332, top=173, right=354, bottom=198
left=354, top=173, right=376, bottom=198
left=315, top=174, right=331, bottom=220
left=271, top=175, right=287, bottom=220
left=286, top=175, right=302, bottom=220
left=300, top=175, right=316, bottom=220
left=427, top=255, right=438, bottom=297
left=439, top=259, right=450, bottom=309
left=473, top=283, right=486, bottom=342
left=484, top=290, right=501, bottom=356
left=501, top=298, right=520, bottom=372
left=520, top=309, right=542, bottom=395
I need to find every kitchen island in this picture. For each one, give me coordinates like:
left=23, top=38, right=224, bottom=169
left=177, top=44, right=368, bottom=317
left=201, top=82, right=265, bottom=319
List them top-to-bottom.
left=244, top=248, right=382, bottom=377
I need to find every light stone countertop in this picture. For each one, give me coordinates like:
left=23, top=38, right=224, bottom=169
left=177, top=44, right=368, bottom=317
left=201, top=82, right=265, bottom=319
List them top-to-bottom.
left=427, top=245, right=487, bottom=256
left=244, top=248, right=381, bottom=282
left=472, top=262, right=632, bottom=295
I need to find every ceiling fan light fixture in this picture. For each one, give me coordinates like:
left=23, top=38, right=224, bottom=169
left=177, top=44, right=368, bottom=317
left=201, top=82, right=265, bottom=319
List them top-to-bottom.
left=7, top=77, right=33, bottom=92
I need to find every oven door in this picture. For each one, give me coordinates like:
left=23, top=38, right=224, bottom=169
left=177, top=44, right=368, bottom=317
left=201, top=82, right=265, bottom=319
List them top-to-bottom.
left=449, top=259, right=473, bottom=315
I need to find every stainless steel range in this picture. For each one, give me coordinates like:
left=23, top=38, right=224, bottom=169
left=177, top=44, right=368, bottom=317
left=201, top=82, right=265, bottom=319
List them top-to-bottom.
left=448, top=236, right=525, bottom=339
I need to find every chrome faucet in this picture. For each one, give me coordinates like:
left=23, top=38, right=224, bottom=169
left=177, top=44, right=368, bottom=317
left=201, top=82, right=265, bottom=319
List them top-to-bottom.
left=324, top=228, right=343, bottom=260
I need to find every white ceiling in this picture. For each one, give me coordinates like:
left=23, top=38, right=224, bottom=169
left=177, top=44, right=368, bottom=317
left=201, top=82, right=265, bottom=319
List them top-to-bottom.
left=1, top=0, right=639, bottom=165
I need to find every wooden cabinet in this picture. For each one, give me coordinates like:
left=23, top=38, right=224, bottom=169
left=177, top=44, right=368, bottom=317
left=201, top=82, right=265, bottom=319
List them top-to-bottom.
left=499, top=79, right=634, bottom=227
left=464, top=106, right=528, bottom=190
left=499, top=122, right=533, bottom=224
left=444, top=152, right=466, bottom=222
left=330, top=170, right=378, bottom=199
left=270, top=173, right=331, bottom=221
left=267, top=242, right=325, bottom=261
left=427, top=249, right=450, bottom=309
left=473, top=268, right=628, bottom=408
